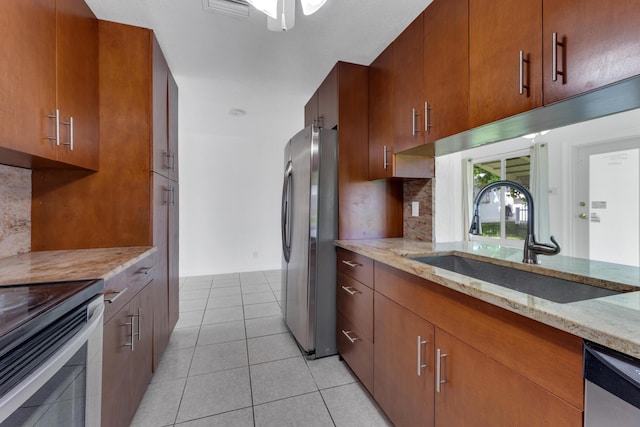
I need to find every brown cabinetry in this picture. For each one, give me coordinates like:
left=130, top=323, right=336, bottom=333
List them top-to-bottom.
left=0, top=0, right=98, bottom=169
left=423, top=0, right=469, bottom=144
left=469, top=0, right=543, bottom=128
left=543, top=0, right=640, bottom=105
left=392, top=13, right=425, bottom=154
left=368, top=46, right=394, bottom=180
left=311, top=62, right=402, bottom=239
left=304, top=67, right=338, bottom=130
left=336, top=247, right=374, bottom=392
left=336, top=249, right=584, bottom=426
left=102, top=282, right=154, bottom=427
left=374, top=292, right=434, bottom=427
left=434, top=327, right=582, bottom=426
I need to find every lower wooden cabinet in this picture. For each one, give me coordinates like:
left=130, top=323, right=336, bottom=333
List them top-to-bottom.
left=335, top=249, right=584, bottom=427
left=102, top=282, right=154, bottom=427
left=374, top=293, right=434, bottom=427
left=434, top=328, right=582, bottom=427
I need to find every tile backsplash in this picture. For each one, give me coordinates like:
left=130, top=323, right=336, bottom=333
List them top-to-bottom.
left=0, top=164, right=31, bottom=258
left=403, top=178, right=433, bottom=241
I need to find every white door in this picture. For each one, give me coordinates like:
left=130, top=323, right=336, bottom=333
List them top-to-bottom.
left=573, top=139, right=640, bottom=266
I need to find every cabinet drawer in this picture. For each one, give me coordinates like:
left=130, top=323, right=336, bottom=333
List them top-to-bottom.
left=336, top=248, right=373, bottom=287
left=103, top=253, right=155, bottom=322
left=336, top=272, right=373, bottom=342
left=337, top=314, right=374, bottom=393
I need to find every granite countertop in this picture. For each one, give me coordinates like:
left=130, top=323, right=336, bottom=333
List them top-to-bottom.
left=335, top=238, right=640, bottom=359
left=0, top=246, right=157, bottom=286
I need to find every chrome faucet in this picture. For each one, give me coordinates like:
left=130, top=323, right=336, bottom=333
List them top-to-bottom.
left=469, top=180, right=560, bottom=264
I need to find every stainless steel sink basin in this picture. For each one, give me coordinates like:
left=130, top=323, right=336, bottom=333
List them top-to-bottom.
left=413, top=255, right=622, bottom=303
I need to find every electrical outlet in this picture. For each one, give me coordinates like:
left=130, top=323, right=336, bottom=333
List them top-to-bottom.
left=411, top=201, right=419, bottom=217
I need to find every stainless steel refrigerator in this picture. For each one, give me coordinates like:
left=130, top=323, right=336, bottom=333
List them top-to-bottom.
left=280, top=125, right=337, bottom=358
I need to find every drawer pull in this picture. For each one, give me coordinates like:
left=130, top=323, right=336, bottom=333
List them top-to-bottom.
left=341, top=260, right=360, bottom=268
left=138, top=266, right=154, bottom=275
left=340, top=286, right=358, bottom=296
left=104, top=288, right=128, bottom=304
left=341, top=329, right=359, bottom=344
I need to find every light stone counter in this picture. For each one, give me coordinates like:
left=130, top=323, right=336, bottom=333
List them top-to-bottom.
left=335, top=238, right=640, bottom=358
left=0, top=246, right=156, bottom=286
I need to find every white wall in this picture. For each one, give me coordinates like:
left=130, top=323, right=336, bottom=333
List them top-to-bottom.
left=178, top=76, right=304, bottom=276
left=434, top=108, right=640, bottom=257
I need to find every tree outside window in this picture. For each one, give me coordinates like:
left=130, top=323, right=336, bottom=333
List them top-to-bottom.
left=472, top=154, right=531, bottom=241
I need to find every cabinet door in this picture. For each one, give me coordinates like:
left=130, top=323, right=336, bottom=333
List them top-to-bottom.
left=0, top=0, right=56, bottom=162
left=55, top=0, right=99, bottom=170
left=423, top=0, right=469, bottom=143
left=469, top=0, right=542, bottom=128
left=543, top=0, right=640, bottom=104
left=393, top=13, right=425, bottom=153
left=152, top=35, right=170, bottom=177
left=368, top=46, right=394, bottom=180
left=318, top=66, right=338, bottom=130
left=168, top=71, right=179, bottom=182
left=304, top=90, right=318, bottom=128
left=152, top=172, right=171, bottom=369
left=168, top=182, right=180, bottom=331
left=129, top=284, right=154, bottom=410
left=374, top=293, right=434, bottom=427
left=102, top=302, right=133, bottom=427
left=337, top=314, right=373, bottom=393
left=434, top=328, right=582, bottom=427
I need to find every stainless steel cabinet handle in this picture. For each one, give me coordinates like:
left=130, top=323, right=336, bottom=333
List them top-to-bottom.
left=552, top=32, right=566, bottom=83
left=519, top=50, right=530, bottom=96
left=424, top=102, right=431, bottom=134
left=411, top=108, right=417, bottom=136
left=47, top=110, right=60, bottom=145
left=62, top=116, right=74, bottom=150
left=383, top=145, right=389, bottom=170
left=164, top=152, right=176, bottom=170
left=165, top=186, right=176, bottom=205
left=170, top=186, right=176, bottom=206
left=341, top=260, right=360, bottom=268
left=341, top=285, right=358, bottom=296
left=104, top=288, right=128, bottom=304
left=137, top=308, right=142, bottom=341
left=125, top=315, right=136, bottom=352
left=341, top=329, right=359, bottom=343
left=417, top=336, right=428, bottom=376
left=436, top=348, right=448, bottom=392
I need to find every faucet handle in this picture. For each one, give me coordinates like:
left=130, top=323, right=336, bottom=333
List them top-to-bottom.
left=529, top=235, right=561, bottom=256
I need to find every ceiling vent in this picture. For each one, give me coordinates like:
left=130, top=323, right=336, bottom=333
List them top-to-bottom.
left=203, top=0, right=250, bottom=18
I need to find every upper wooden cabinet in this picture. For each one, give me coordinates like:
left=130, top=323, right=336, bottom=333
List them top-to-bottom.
left=0, top=0, right=98, bottom=170
left=55, top=0, right=99, bottom=170
left=423, top=0, right=469, bottom=143
left=469, top=0, right=543, bottom=128
left=543, top=0, right=640, bottom=105
left=392, top=13, right=425, bottom=154
left=368, top=46, right=394, bottom=180
left=304, top=67, right=339, bottom=130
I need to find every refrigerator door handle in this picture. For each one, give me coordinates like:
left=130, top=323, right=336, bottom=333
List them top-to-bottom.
left=281, top=160, right=293, bottom=263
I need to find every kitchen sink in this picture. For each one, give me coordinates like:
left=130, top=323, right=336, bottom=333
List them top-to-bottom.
left=413, top=255, right=623, bottom=303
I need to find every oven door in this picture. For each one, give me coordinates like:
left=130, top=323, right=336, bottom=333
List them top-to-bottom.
left=0, top=296, right=104, bottom=427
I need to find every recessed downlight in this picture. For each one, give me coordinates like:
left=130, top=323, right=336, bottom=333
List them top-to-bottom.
left=228, top=108, right=247, bottom=116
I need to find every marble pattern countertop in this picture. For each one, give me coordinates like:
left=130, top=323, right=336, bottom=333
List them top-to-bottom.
left=335, top=238, right=640, bottom=359
left=0, top=246, right=156, bottom=286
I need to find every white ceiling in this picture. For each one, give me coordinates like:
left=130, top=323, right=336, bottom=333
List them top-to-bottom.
left=85, top=0, right=432, bottom=123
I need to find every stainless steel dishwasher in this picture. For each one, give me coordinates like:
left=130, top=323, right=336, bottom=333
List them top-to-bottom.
left=584, top=341, right=640, bottom=427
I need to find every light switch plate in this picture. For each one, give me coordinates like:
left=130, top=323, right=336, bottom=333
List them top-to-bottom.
left=411, top=201, right=419, bottom=217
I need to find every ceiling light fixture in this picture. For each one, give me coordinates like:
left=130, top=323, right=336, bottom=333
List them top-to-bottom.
left=247, top=0, right=327, bottom=31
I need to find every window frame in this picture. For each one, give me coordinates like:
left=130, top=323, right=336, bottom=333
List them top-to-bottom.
left=469, top=149, right=531, bottom=247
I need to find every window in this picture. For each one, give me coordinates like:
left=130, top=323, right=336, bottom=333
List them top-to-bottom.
left=471, top=152, right=531, bottom=243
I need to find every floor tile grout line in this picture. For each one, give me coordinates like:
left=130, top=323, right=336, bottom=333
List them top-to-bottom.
left=238, top=279, right=257, bottom=427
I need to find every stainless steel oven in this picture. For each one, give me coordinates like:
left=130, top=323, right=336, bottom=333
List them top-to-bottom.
left=0, top=280, right=104, bottom=427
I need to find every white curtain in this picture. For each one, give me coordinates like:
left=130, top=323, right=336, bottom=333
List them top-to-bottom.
left=530, top=142, right=550, bottom=241
left=461, top=158, right=474, bottom=241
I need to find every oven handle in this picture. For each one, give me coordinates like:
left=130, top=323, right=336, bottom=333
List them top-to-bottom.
left=0, top=296, right=104, bottom=424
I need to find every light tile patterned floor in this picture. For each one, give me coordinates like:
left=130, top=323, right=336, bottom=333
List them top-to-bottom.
left=130, top=270, right=392, bottom=427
